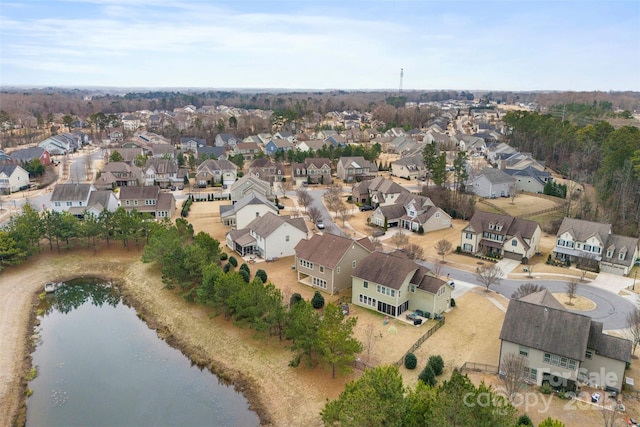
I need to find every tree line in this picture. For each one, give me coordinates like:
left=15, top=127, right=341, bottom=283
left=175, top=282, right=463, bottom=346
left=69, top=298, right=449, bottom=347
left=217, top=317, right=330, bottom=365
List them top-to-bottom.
left=503, top=110, right=640, bottom=235
left=141, top=219, right=362, bottom=379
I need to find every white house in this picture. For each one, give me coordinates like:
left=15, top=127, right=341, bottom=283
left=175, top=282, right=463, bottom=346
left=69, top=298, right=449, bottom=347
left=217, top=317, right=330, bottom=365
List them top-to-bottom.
left=0, top=164, right=29, bottom=194
left=469, top=167, right=516, bottom=198
left=220, top=192, right=279, bottom=229
left=226, top=212, right=308, bottom=260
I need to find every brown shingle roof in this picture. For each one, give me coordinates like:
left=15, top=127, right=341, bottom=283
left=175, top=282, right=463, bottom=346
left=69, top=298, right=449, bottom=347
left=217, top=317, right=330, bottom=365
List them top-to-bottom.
left=466, top=211, right=538, bottom=240
left=557, top=217, right=611, bottom=245
left=294, top=233, right=373, bottom=268
left=353, top=251, right=434, bottom=291
left=519, top=289, right=566, bottom=311
left=500, top=299, right=591, bottom=361
left=588, top=322, right=632, bottom=362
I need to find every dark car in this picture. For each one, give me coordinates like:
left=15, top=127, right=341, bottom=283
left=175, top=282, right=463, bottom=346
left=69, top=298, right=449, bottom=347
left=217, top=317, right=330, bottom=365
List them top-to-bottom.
left=177, top=184, right=184, bottom=190
left=170, top=185, right=176, bottom=191
left=360, top=205, right=374, bottom=211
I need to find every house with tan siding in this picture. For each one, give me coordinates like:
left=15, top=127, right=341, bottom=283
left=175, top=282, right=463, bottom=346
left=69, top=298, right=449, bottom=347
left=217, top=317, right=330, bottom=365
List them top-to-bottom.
left=294, top=233, right=374, bottom=295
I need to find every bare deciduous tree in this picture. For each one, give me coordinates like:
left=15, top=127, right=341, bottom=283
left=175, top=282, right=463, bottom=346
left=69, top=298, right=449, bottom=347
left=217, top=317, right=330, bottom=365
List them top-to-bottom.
left=83, top=153, right=92, bottom=180
left=277, top=180, right=292, bottom=198
left=295, top=187, right=312, bottom=212
left=338, top=205, right=350, bottom=226
left=307, top=206, right=322, bottom=223
left=390, top=229, right=409, bottom=249
left=370, top=236, right=383, bottom=251
left=434, top=239, right=453, bottom=264
left=403, top=243, right=424, bottom=261
left=475, top=264, right=504, bottom=291
left=566, top=278, right=579, bottom=305
left=511, top=283, right=546, bottom=300
left=626, top=300, right=640, bottom=355
left=362, top=322, right=377, bottom=363
left=500, top=353, right=528, bottom=402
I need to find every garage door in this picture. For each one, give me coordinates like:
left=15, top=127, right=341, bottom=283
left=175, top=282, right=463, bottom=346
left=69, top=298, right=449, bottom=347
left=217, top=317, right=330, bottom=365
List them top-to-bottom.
left=503, top=251, right=522, bottom=261
left=600, top=263, right=626, bottom=275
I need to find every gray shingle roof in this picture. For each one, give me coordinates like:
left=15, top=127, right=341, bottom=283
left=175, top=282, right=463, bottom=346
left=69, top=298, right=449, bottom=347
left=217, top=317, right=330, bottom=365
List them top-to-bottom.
left=51, top=183, right=94, bottom=202
left=465, top=211, right=539, bottom=240
left=557, top=217, right=611, bottom=246
left=294, top=233, right=373, bottom=268
left=354, top=251, right=438, bottom=292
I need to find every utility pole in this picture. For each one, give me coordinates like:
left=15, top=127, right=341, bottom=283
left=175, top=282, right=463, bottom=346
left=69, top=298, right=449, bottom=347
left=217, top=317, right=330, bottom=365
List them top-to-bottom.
left=399, top=68, right=404, bottom=94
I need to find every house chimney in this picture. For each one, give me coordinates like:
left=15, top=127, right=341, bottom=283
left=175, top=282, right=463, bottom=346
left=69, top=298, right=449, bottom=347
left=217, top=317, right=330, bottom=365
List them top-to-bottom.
left=499, top=159, right=506, bottom=170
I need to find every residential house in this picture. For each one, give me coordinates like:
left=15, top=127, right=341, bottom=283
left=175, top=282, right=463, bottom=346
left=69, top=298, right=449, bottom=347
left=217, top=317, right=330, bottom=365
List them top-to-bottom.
left=122, top=115, right=141, bottom=131
left=108, top=130, right=124, bottom=144
left=273, top=131, right=296, bottom=142
left=38, top=133, right=83, bottom=155
left=214, top=133, right=240, bottom=149
left=257, top=133, right=273, bottom=145
left=324, top=135, right=347, bottom=148
left=387, top=136, right=420, bottom=155
left=180, top=137, right=206, bottom=152
left=264, top=139, right=294, bottom=156
left=296, top=139, right=327, bottom=152
left=233, top=142, right=262, bottom=161
left=486, top=142, right=517, bottom=163
left=150, top=143, right=176, bottom=159
left=196, top=145, right=227, bottom=161
left=7, top=147, right=51, bottom=166
left=109, top=147, right=144, bottom=165
left=495, top=152, right=546, bottom=172
left=391, top=155, right=426, bottom=180
left=336, top=156, right=378, bottom=183
left=143, top=158, right=179, bottom=188
left=248, top=158, right=285, bottom=183
left=291, top=158, right=332, bottom=186
left=195, top=159, right=237, bottom=187
left=94, top=162, right=143, bottom=190
left=0, top=164, right=30, bottom=194
left=504, top=166, right=553, bottom=194
left=469, top=167, right=516, bottom=198
left=230, top=174, right=273, bottom=202
left=352, top=176, right=407, bottom=206
left=50, top=183, right=119, bottom=217
left=118, top=185, right=176, bottom=219
left=220, top=191, right=279, bottom=228
left=369, top=193, right=452, bottom=233
left=460, top=211, right=541, bottom=260
left=226, top=212, right=308, bottom=259
left=553, top=217, right=639, bottom=276
left=295, top=233, right=375, bottom=295
left=351, top=251, right=452, bottom=317
left=499, top=290, right=632, bottom=392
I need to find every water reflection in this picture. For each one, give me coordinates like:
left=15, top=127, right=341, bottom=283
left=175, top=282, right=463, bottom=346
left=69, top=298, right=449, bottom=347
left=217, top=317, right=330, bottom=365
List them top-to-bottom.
left=28, top=278, right=259, bottom=427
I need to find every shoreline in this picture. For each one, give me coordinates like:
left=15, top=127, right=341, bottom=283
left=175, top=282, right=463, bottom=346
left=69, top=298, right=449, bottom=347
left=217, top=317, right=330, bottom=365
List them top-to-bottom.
left=1, top=249, right=279, bottom=427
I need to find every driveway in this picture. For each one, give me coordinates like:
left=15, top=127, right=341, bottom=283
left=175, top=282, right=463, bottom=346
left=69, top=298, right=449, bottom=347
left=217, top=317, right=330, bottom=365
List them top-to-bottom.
left=419, top=260, right=636, bottom=331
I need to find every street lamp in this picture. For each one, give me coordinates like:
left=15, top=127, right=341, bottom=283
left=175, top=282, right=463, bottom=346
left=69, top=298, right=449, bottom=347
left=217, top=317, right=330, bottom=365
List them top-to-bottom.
left=634, top=271, right=638, bottom=291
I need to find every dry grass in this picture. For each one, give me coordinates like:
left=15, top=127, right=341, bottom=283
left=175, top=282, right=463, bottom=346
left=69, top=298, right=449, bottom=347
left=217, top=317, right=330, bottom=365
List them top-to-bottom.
left=552, top=293, right=597, bottom=311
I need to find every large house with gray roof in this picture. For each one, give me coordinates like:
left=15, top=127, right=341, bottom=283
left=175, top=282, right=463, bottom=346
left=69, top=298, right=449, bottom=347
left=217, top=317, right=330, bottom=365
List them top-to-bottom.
left=38, top=133, right=84, bottom=155
left=7, top=147, right=52, bottom=166
left=391, top=155, right=426, bottom=180
left=336, top=156, right=378, bottom=183
left=195, top=158, right=237, bottom=187
left=291, top=158, right=332, bottom=186
left=0, top=164, right=29, bottom=194
left=504, top=166, right=553, bottom=194
left=469, top=167, right=516, bottom=198
left=230, top=174, right=273, bottom=202
left=352, top=176, right=407, bottom=207
left=50, top=183, right=119, bottom=217
left=369, top=192, right=452, bottom=233
left=461, top=211, right=541, bottom=260
left=226, top=212, right=308, bottom=260
left=554, top=217, right=639, bottom=276
left=294, top=233, right=374, bottom=295
left=351, top=250, right=452, bottom=318
left=499, top=290, right=632, bottom=392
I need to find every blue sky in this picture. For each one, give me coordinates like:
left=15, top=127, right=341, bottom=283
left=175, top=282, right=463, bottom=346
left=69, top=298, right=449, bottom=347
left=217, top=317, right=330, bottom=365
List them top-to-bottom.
left=1, top=0, right=638, bottom=91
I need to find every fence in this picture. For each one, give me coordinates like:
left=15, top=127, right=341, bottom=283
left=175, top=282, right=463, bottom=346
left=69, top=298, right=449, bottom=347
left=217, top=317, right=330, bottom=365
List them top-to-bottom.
left=517, top=203, right=567, bottom=219
left=392, top=317, right=445, bottom=368
left=459, top=361, right=499, bottom=374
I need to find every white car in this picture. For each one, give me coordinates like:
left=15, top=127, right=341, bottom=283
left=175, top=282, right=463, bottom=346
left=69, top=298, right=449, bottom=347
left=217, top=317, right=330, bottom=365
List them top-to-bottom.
left=316, top=220, right=325, bottom=230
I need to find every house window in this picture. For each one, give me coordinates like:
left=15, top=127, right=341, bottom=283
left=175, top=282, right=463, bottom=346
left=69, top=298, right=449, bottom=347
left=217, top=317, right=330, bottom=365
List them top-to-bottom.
left=125, top=200, right=130, bottom=206
left=134, top=200, right=138, bottom=206
left=54, top=201, right=61, bottom=207
left=66, top=201, right=72, bottom=207
left=79, top=201, right=83, bottom=206
left=256, top=212, right=260, bottom=217
left=435, top=212, right=440, bottom=218
left=489, top=223, right=494, bottom=230
left=465, top=232, right=472, bottom=239
left=285, top=235, right=290, bottom=242
left=512, top=239, right=517, bottom=247
left=584, top=244, right=591, bottom=252
left=607, top=250, right=613, bottom=258
left=619, top=252, right=626, bottom=260
left=300, top=259, right=313, bottom=269
left=352, top=260, right=357, bottom=268
left=319, top=266, right=324, bottom=273
left=337, top=267, right=341, bottom=274
left=312, top=277, right=327, bottom=289
left=363, top=281, right=368, bottom=289
left=409, top=284, right=415, bottom=293
left=359, top=294, right=376, bottom=307
left=519, top=346, right=529, bottom=357
left=585, top=350, right=593, bottom=360
left=543, top=353, right=551, bottom=363
left=551, top=355, right=559, bottom=365
left=560, top=357, right=568, bottom=368
left=568, top=359, right=577, bottom=370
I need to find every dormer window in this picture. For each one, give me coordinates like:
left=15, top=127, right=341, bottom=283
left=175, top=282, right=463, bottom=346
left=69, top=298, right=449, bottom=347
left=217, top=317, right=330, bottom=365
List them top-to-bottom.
left=488, top=223, right=494, bottom=230
left=496, top=224, right=503, bottom=232
left=606, top=250, right=613, bottom=258
left=619, top=250, right=627, bottom=261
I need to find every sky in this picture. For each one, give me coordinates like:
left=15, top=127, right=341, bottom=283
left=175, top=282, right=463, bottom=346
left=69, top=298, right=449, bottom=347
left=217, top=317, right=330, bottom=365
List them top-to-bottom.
left=1, top=0, right=639, bottom=91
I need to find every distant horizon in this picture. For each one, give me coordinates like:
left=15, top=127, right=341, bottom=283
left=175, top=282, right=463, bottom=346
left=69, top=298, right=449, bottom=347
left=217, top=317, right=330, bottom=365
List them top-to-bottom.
left=1, top=1, right=638, bottom=91
left=2, top=85, right=638, bottom=95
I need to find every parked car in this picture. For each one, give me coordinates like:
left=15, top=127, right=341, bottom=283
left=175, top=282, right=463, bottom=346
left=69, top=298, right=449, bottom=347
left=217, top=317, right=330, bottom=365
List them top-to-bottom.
left=177, top=184, right=184, bottom=190
left=170, top=185, right=176, bottom=191
left=277, top=203, right=284, bottom=209
left=360, top=204, right=374, bottom=211
left=316, top=220, right=325, bottom=230
left=447, top=280, right=455, bottom=289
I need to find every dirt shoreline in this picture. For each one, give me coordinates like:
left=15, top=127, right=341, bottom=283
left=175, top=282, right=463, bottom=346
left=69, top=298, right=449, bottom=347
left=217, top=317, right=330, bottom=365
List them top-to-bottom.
left=1, top=248, right=332, bottom=427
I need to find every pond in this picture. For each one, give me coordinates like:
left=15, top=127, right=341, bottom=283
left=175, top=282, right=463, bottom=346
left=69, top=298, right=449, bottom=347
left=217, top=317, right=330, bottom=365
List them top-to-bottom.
left=27, top=278, right=259, bottom=427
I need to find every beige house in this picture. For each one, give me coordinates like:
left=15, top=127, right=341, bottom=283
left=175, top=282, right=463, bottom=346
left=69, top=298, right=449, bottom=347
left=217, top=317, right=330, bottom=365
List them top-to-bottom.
left=391, top=155, right=426, bottom=180
left=336, top=156, right=378, bottom=183
left=230, top=174, right=273, bottom=202
left=352, top=176, right=407, bottom=206
left=118, top=186, right=176, bottom=219
left=369, top=193, right=451, bottom=233
left=461, top=211, right=541, bottom=261
left=294, top=234, right=375, bottom=295
left=351, top=251, right=452, bottom=318
left=499, top=290, right=632, bottom=392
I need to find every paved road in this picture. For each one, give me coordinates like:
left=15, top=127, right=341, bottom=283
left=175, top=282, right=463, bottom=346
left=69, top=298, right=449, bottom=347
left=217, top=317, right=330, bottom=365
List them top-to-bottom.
left=417, top=260, right=636, bottom=330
